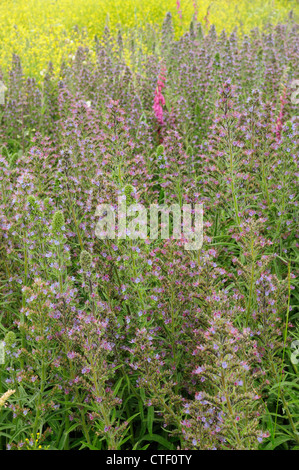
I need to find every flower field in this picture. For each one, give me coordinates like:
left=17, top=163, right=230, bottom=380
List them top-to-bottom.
left=0, top=0, right=298, bottom=452
left=0, top=0, right=298, bottom=78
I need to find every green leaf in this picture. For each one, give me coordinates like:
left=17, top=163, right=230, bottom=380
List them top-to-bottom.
left=147, top=406, right=154, bottom=435
left=137, top=433, right=175, bottom=450
left=264, top=435, right=292, bottom=450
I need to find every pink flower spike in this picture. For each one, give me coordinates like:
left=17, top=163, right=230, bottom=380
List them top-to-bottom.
left=176, top=1, right=183, bottom=21
left=153, top=65, right=167, bottom=126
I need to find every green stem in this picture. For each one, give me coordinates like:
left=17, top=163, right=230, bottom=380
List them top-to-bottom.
left=228, top=134, right=240, bottom=228
left=246, top=239, right=255, bottom=327
left=273, top=263, right=295, bottom=441
left=170, top=288, right=179, bottom=393
left=92, top=368, right=117, bottom=450
left=221, top=370, right=243, bottom=449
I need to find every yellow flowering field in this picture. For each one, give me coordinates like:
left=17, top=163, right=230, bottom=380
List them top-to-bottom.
left=0, top=0, right=297, bottom=79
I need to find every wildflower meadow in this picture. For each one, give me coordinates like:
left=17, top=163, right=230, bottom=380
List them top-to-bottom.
left=0, top=0, right=298, bottom=453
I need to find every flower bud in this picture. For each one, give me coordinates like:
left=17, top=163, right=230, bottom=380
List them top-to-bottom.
left=156, top=144, right=164, bottom=157
left=124, top=184, right=135, bottom=206
left=27, top=195, right=40, bottom=215
left=52, top=210, right=65, bottom=234
left=80, top=250, right=92, bottom=272
left=4, top=331, right=16, bottom=347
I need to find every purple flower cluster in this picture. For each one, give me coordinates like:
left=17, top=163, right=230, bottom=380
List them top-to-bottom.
left=0, top=16, right=298, bottom=450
